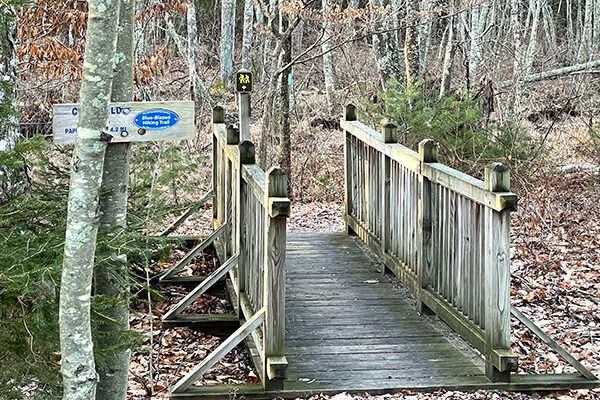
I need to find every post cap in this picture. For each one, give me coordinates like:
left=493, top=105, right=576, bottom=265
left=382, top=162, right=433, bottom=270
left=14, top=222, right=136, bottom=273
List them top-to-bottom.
left=344, top=104, right=357, bottom=121
left=213, top=105, right=225, bottom=124
left=418, top=139, right=438, bottom=163
left=239, top=140, right=256, bottom=164
left=485, top=162, right=510, bottom=192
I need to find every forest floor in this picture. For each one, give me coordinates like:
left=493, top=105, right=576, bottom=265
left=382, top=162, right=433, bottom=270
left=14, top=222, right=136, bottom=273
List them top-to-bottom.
left=127, top=168, right=600, bottom=400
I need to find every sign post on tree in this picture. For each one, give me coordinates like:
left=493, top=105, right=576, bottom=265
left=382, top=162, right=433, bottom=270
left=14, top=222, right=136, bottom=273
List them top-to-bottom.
left=236, top=69, right=252, bottom=142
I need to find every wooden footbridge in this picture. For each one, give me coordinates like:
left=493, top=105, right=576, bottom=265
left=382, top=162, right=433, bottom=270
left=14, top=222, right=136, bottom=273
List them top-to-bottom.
left=158, top=105, right=599, bottom=399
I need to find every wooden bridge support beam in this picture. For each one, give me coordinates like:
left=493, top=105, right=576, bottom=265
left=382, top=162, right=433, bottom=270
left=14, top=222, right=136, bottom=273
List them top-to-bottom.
left=223, top=125, right=239, bottom=259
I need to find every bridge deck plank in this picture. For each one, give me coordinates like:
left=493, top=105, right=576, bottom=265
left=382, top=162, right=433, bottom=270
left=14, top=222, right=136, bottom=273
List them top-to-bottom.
left=172, top=232, right=599, bottom=399
left=282, top=232, right=487, bottom=392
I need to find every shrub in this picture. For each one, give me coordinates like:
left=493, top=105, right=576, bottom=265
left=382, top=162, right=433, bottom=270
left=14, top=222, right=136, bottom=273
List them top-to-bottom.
left=361, top=77, right=538, bottom=175
left=0, top=136, right=193, bottom=398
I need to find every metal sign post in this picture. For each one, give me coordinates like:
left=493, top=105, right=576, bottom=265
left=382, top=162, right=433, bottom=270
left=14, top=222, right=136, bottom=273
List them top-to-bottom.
left=236, top=70, right=252, bottom=142
left=52, top=100, right=195, bottom=145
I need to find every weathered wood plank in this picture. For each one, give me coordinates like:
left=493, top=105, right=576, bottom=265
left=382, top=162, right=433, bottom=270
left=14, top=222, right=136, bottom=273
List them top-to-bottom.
left=340, top=120, right=420, bottom=173
left=417, top=140, right=436, bottom=310
left=423, top=162, right=517, bottom=212
left=484, top=163, right=516, bottom=381
left=242, top=164, right=266, bottom=204
left=160, top=190, right=214, bottom=236
left=160, top=225, right=226, bottom=280
left=162, top=254, right=239, bottom=319
left=511, top=306, right=596, bottom=380
left=171, top=309, right=265, bottom=393
left=161, top=314, right=240, bottom=336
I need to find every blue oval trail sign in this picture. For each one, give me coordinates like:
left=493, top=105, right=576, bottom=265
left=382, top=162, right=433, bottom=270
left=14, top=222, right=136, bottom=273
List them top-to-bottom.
left=52, top=101, right=194, bottom=144
left=134, top=109, right=179, bottom=130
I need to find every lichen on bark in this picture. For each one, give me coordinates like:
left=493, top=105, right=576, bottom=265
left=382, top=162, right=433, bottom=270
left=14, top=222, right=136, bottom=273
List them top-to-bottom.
left=59, top=0, right=121, bottom=399
left=94, top=0, right=135, bottom=398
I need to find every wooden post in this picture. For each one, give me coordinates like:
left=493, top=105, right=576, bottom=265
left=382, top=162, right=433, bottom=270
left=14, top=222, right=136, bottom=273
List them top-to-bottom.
left=238, top=69, right=251, bottom=142
left=239, top=94, right=251, bottom=142
left=344, top=104, right=357, bottom=235
left=213, top=105, right=225, bottom=124
left=212, top=106, right=224, bottom=225
left=380, top=123, right=396, bottom=274
left=226, top=125, right=240, bottom=145
left=224, top=126, right=239, bottom=258
left=417, top=139, right=437, bottom=314
left=239, top=140, right=256, bottom=164
left=238, top=141, right=255, bottom=300
left=484, top=162, right=515, bottom=382
left=263, top=167, right=289, bottom=390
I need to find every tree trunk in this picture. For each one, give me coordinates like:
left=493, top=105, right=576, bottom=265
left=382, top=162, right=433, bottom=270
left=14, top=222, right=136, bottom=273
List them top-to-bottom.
left=59, top=0, right=120, bottom=398
left=94, top=0, right=134, bottom=399
left=187, top=0, right=200, bottom=99
left=220, top=0, right=236, bottom=87
left=242, top=0, right=254, bottom=70
left=258, top=0, right=280, bottom=169
left=322, top=0, right=337, bottom=114
left=372, top=0, right=401, bottom=86
left=404, top=0, right=420, bottom=86
left=417, top=0, right=434, bottom=78
left=468, top=0, right=489, bottom=86
left=511, top=0, right=523, bottom=114
left=524, top=0, right=541, bottom=75
left=567, top=0, right=575, bottom=60
left=578, top=0, right=594, bottom=61
left=594, top=0, right=600, bottom=53
left=542, top=2, right=559, bottom=57
left=439, top=3, right=457, bottom=97
left=0, top=6, right=28, bottom=204
left=278, top=11, right=292, bottom=197
left=165, top=15, right=216, bottom=108
left=498, top=58, right=600, bottom=87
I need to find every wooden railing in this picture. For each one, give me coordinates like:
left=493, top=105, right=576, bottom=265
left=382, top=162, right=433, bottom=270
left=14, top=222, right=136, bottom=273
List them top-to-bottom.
left=341, top=104, right=518, bottom=382
left=211, top=106, right=289, bottom=389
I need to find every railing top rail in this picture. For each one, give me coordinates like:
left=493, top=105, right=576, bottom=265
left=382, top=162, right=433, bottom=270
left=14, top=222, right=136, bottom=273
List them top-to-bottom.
left=340, top=118, right=517, bottom=212
left=214, top=122, right=241, bottom=164
left=242, top=164, right=267, bottom=203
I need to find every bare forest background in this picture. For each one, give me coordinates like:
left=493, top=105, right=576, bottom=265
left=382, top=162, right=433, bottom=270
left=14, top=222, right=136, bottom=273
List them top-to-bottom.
left=0, top=0, right=600, bottom=399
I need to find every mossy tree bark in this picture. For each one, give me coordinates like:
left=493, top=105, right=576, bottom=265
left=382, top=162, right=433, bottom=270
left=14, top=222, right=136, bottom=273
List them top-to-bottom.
left=58, top=0, right=120, bottom=398
left=94, top=0, right=134, bottom=398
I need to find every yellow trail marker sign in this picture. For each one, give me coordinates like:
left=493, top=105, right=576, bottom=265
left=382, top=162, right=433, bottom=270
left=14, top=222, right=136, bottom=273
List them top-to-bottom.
left=236, top=71, right=253, bottom=93
left=52, top=100, right=195, bottom=145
